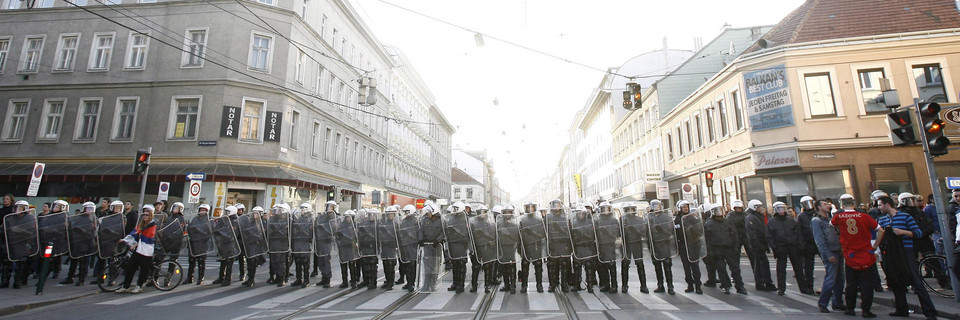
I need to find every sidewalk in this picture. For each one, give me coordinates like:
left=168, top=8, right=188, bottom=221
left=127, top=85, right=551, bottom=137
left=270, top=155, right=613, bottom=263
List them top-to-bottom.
left=0, top=278, right=101, bottom=317
left=873, top=288, right=960, bottom=320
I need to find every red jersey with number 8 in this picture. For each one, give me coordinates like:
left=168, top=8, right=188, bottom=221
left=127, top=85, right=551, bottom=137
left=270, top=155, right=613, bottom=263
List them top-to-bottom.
left=830, top=210, right=878, bottom=270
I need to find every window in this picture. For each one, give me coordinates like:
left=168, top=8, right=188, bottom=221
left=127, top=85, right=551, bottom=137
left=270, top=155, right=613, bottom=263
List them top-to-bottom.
left=4, top=0, right=20, bottom=9
left=36, top=0, right=54, bottom=7
left=256, top=0, right=273, bottom=4
left=301, top=0, right=307, bottom=18
left=320, top=15, right=327, bottom=40
left=182, top=28, right=206, bottom=67
left=332, top=28, right=338, bottom=50
left=125, top=31, right=149, bottom=69
left=89, top=33, right=114, bottom=71
left=249, top=33, right=272, bottom=72
left=54, top=34, right=80, bottom=71
left=19, top=36, right=44, bottom=73
left=0, top=38, right=9, bottom=73
left=295, top=50, right=305, bottom=84
left=912, top=64, right=948, bottom=103
left=315, top=66, right=324, bottom=96
left=856, top=69, right=887, bottom=113
left=804, top=73, right=837, bottom=117
left=327, top=74, right=335, bottom=99
left=337, top=81, right=346, bottom=108
left=732, top=89, right=744, bottom=130
left=170, top=97, right=200, bottom=140
left=111, top=98, right=138, bottom=141
left=239, top=98, right=264, bottom=142
left=38, top=99, right=65, bottom=141
left=74, top=99, right=102, bottom=142
left=717, top=99, right=729, bottom=137
left=2, top=100, right=29, bottom=142
left=705, top=107, right=716, bottom=143
left=286, top=110, right=300, bottom=150
left=693, top=114, right=703, bottom=148
left=311, top=121, right=320, bottom=157
left=684, top=121, right=693, bottom=153
left=324, top=127, right=332, bottom=160
left=675, top=127, right=683, bottom=156
left=334, top=132, right=342, bottom=164
left=343, top=136, right=350, bottom=167
left=353, top=141, right=359, bottom=170
left=360, top=145, right=367, bottom=172
left=454, top=187, right=461, bottom=199
left=466, top=187, right=473, bottom=199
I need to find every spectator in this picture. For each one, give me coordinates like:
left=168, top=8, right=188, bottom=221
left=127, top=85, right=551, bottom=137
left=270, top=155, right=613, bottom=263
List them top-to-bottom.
left=831, top=194, right=883, bottom=318
left=876, top=196, right=937, bottom=320
left=115, top=205, right=157, bottom=294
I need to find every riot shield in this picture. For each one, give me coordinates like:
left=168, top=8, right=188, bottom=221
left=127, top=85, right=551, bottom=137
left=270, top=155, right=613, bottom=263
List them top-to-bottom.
left=356, top=210, right=379, bottom=257
left=620, top=210, right=648, bottom=261
left=239, top=211, right=268, bottom=258
left=266, top=211, right=290, bottom=253
left=377, top=211, right=400, bottom=260
left=545, top=211, right=573, bottom=258
left=647, top=211, right=679, bottom=260
left=4, top=212, right=39, bottom=261
left=38, top=212, right=69, bottom=257
left=153, top=212, right=168, bottom=227
left=441, top=212, right=470, bottom=260
left=570, top=212, right=598, bottom=260
left=593, top=212, right=622, bottom=263
left=681, top=212, right=707, bottom=262
left=67, top=213, right=98, bottom=259
left=97, top=213, right=126, bottom=259
left=291, top=213, right=314, bottom=254
left=313, top=213, right=335, bottom=257
left=468, top=213, right=497, bottom=264
left=397, top=214, right=420, bottom=264
left=495, top=214, right=520, bottom=263
left=518, top=214, right=547, bottom=261
left=187, top=215, right=216, bottom=257
left=335, top=215, right=360, bottom=263
left=211, top=217, right=241, bottom=259
left=157, top=222, right=184, bottom=256
left=419, top=244, right=442, bottom=292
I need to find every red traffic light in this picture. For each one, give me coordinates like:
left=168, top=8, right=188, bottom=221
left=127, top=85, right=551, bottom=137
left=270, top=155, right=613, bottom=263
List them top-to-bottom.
left=919, top=102, right=941, bottom=117
left=926, top=119, right=945, bottom=135
left=138, top=153, right=149, bottom=162
left=704, top=171, right=714, bottom=180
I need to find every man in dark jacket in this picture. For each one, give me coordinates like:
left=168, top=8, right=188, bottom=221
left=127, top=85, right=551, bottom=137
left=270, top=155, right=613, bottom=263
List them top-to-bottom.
left=796, top=196, right=818, bottom=295
left=745, top=199, right=775, bottom=291
left=675, top=200, right=702, bottom=294
left=727, top=200, right=753, bottom=271
left=767, top=201, right=808, bottom=295
left=704, top=203, right=746, bottom=294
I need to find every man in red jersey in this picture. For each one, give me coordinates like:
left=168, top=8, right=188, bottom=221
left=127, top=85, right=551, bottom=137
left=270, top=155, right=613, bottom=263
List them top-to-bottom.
left=831, top=194, right=884, bottom=318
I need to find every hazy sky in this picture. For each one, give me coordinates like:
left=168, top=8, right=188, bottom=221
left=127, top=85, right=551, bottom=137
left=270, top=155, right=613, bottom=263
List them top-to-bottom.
left=350, top=0, right=806, bottom=200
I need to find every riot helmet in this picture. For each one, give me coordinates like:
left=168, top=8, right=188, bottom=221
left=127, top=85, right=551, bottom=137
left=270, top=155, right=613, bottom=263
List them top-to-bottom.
left=870, top=190, right=888, bottom=202
left=898, top=192, right=917, bottom=208
left=838, top=194, right=856, bottom=209
left=799, top=196, right=815, bottom=211
left=549, top=199, right=563, bottom=212
left=649, top=199, right=663, bottom=212
left=731, top=199, right=744, bottom=212
left=747, top=199, right=763, bottom=212
left=14, top=200, right=30, bottom=213
left=53, top=200, right=70, bottom=214
left=676, top=200, right=691, bottom=213
left=81, top=201, right=96, bottom=214
left=324, top=201, right=339, bottom=214
left=452, top=201, right=466, bottom=214
left=170, top=202, right=185, bottom=215
left=299, top=202, right=313, bottom=214
left=523, top=202, right=537, bottom=214
left=598, top=202, right=612, bottom=215
left=622, top=202, right=638, bottom=215
left=772, top=202, right=787, bottom=215
left=708, top=203, right=725, bottom=218
left=141, top=204, right=155, bottom=214
left=197, top=204, right=211, bottom=215
left=402, top=204, right=417, bottom=217
left=476, top=204, right=489, bottom=217
left=502, top=204, right=516, bottom=216
left=573, top=204, right=588, bottom=219
left=224, top=205, right=238, bottom=217
left=491, top=205, right=503, bottom=215
left=252, top=206, right=264, bottom=214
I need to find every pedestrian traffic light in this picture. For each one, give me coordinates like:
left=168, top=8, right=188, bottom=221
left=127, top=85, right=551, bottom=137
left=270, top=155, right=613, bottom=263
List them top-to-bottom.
left=631, top=83, right=642, bottom=109
left=622, top=84, right=633, bottom=110
left=918, top=102, right=950, bottom=156
left=886, top=110, right=917, bottom=146
left=133, top=148, right=151, bottom=175
left=705, top=171, right=714, bottom=188
left=326, top=190, right=335, bottom=201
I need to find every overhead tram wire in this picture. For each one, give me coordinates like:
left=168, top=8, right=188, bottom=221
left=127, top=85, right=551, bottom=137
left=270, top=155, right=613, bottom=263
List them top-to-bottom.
left=60, top=0, right=439, bottom=127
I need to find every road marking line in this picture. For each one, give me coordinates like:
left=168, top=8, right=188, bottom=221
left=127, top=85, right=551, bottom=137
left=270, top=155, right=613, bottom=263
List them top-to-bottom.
left=196, top=285, right=284, bottom=307
left=248, top=286, right=325, bottom=309
left=147, top=288, right=223, bottom=306
left=317, top=288, right=365, bottom=309
left=97, top=289, right=170, bottom=305
left=626, top=289, right=678, bottom=310
left=355, top=290, right=408, bottom=310
left=782, top=290, right=819, bottom=307
left=412, top=291, right=456, bottom=310
left=470, top=291, right=485, bottom=310
left=490, top=291, right=506, bottom=311
left=576, top=291, right=606, bottom=310
left=681, top=291, right=740, bottom=311
left=527, top=292, right=560, bottom=310
left=594, top=292, right=620, bottom=310
left=744, top=294, right=803, bottom=313
left=662, top=311, right=683, bottom=320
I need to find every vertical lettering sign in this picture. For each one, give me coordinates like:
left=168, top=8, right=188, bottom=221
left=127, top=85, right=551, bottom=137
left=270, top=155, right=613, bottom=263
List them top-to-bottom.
left=743, top=64, right=794, bottom=131
left=220, top=106, right=238, bottom=138
left=265, top=111, right=283, bottom=142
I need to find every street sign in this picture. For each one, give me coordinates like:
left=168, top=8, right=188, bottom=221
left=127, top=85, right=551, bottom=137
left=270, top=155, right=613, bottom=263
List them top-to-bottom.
left=27, top=162, right=44, bottom=197
left=644, top=171, right=662, bottom=183
left=186, top=173, right=206, bottom=181
left=946, top=177, right=960, bottom=190
left=188, top=180, right=202, bottom=204
left=656, top=181, right=669, bottom=200
left=157, top=182, right=170, bottom=202
left=681, top=183, right=695, bottom=202
left=415, top=199, right=426, bottom=209
left=437, top=199, right=449, bottom=206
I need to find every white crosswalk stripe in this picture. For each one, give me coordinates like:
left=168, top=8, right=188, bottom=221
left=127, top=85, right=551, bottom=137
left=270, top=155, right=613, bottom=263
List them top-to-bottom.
left=196, top=285, right=285, bottom=307
left=248, top=286, right=325, bottom=309
left=147, top=287, right=225, bottom=306
left=317, top=288, right=364, bottom=309
left=97, top=289, right=170, bottom=305
left=355, top=290, right=408, bottom=310
left=626, top=290, right=678, bottom=310
left=412, top=291, right=456, bottom=310
left=576, top=291, right=606, bottom=310
left=527, top=292, right=559, bottom=310
left=593, top=292, right=620, bottom=310
left=743, top=294, right=803, bottom=313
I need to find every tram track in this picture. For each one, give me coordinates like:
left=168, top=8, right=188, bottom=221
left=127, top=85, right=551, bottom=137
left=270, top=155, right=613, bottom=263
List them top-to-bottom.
left=470, top=284, right=500, bottom=320
left=555, top=290, right=579, bottom=320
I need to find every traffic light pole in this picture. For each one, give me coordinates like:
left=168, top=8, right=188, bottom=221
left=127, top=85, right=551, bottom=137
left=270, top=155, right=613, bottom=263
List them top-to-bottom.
left=912, top=99, right=960, bottom=301
left=136, top=146, right=152, bottom=214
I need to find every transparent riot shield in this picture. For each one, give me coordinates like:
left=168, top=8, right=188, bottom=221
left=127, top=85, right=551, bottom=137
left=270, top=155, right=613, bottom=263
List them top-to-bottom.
left=620, top=208, right=648, bottom=261
left=266, top=209, right=291, bottom=253
left=355, top=210, right=379, bottom=258
left=377, top=210, right=399, bottom=260
left=545, top=210, right=573, bottom=258
left=647, top=210, right=679, bottom=260
left=4, top=211, right=39, bottom=261
left=239, top=211, right=268, bottom=258
left=593, top=211, right=622, bottom=263
left=38, top=212, right=69, bottom=257
left=313, top=212, right=335, bottom=257
left=442, top=212, right=470, bottom=260
left=570, top=212, right=598, bottom=260
left=681, top=212, right=707, bottom=262
left=67, top=213, right=98, bottom=259
left=97, top=213, right=126, bottom=259
left=290, top=213, right=314, bottom=254
left=468, top=213, right=497, bottom=264
left=187, top=214, right=216, bottom=257
left=397, top=214, right=420, bottom=264
left=495, top=214, right=520, bottom=264
left=518, top=214, right=547, bottom=261
left=335, top=215, right=360, bottom=263
left=211, top=217, right=241, bottom=259
left=157, top=222, right=184, bottom=256
left=419, top=244, right=442, bottom=292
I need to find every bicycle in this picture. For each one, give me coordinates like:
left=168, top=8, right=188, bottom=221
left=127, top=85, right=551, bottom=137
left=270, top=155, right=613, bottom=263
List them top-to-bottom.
left=98, top=244, right=184, bottom=292
left=917, top=253, right=953, bottom=298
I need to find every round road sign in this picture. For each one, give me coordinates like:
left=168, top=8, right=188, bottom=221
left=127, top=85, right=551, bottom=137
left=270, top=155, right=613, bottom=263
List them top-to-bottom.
left=190, top=182, right=201, bottom=196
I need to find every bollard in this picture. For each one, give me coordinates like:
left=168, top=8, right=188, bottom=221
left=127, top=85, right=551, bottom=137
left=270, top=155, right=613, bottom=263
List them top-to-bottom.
left=35, top=242, right=53, bottom=295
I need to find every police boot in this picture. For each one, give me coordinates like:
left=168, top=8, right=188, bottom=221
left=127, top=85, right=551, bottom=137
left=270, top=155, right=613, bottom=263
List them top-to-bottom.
left=311, top=256, right=320, bottom=278
left=238, top=259, right=247, bottom=283
left=621, top=261, right=630, bottom=293
left=184, top=262, right=195, bottom=285
left=212, top=262, right=226, bottom=285
left=221, top=262, right=233, bottom=286
left=196, top=263, right=206, bottom=285
left=382, top=263, right=395, bottom=290
left=242, top=264, right=256, bottom=287
left=339, top=264, right=349, bottom=288
left=396, top=264, right=406, bottom=285
left=292, top=265, right=304, bottom=287
left=470, top=265, right=479, bottom=292
left=637, top=265, right=648, bottom=293
left=509, top=266, right=518, bottom=294
left=608, top=266, right=618, bottom=294
left=317, top=275, right=331, bottom=288
left=684, top=283, right=694, bottom=293
left=695, top=283, right=703, bottom=294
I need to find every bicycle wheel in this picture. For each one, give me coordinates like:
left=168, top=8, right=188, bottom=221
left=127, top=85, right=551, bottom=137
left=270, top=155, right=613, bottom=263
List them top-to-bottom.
left=918, top=254, right=954, bottom=298
left=98, top=257, right=126, bottom=292
left=153, top=259, right=183, bottom=291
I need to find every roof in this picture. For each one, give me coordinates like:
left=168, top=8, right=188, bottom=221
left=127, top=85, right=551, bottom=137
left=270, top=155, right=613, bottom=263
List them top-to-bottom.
left=747, top=0, right=960, bottom=53
left=451, top=167, right=482, bottom=185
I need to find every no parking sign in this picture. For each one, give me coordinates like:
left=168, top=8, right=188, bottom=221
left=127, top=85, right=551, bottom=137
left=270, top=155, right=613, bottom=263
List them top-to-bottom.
left=27, top=162, right=44, bottom=197
left=157, top=182, right=170, bottom=202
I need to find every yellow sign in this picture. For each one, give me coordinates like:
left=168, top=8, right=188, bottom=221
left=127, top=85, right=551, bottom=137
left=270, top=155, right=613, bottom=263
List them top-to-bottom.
left=174, top=122, right=185, bottom=138
left=573, top=174, right=582, bottom=198
left=213, top=182, right=227, bottom=217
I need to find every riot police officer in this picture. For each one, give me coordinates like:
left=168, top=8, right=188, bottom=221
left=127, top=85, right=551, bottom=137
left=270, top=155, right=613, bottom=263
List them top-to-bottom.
left=797, top=196, right=818, bottom=295
left=647, top=199, right=676, bottom=295
left=5, top=200, right=37, bottom=288
left=545, top=200, right=572, bottom=293
left=675, top=200, right=703, bottom=294
left=727, top=200, right=752, bottom=271
left=746, top=200, right=776, bottom=291
left=620, top=201, right=648, bottom=293
left=767, top=201, right=807, bottom=295
left=60, top=202, right=97, bottom=286
left=312, top=202, right=336, bottom=287
left=419, top=202, right=445, bottom=292
left=442, top=202, right=470, bottom=293
left=519, top=202, right=546, bottom=293
left=594, top=202, right=621, bottom=293
left=291, top=203, right=314, bottom=288
left=569, top=203, right=599, bottom=293
left=704, top=203, right=747, bottom=294
left=185, top=204, right=211, bottom=285
left=267, top=204, right=292, bottom=287
left=396, top=204, right=420, bottom=291
left=469, top=204, right=498, bottom=293
left=496, top=204, right=520, bottom=294
left=212, top=205, right=242, bottom=286
left=241, top=206, right=268, bottom=287
left=378, top=206, right=400, bottom=290
left=335, top=209, right=361, bottom=288
left=357, top=209, right=380, bottom=290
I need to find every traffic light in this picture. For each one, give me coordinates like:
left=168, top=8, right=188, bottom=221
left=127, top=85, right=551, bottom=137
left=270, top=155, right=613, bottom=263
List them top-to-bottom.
left=622, top=83, right=633, bottom=110
left=631, top=83, right=642, bottom=109
left=918, top=102, right=950, bottom=156
left=886, top=110, right=917, bottom=146
left=133, top=148, right=151, bottom=175
left=704, top=171, right=714, bottom=188
left=326, top=190, right=335, bottom=201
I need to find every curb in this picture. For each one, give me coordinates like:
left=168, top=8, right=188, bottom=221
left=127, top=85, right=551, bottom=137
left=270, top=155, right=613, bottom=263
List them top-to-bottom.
left=0, top=291, right=100, bottom=317
left=873, top=295, right=959, bottom=320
